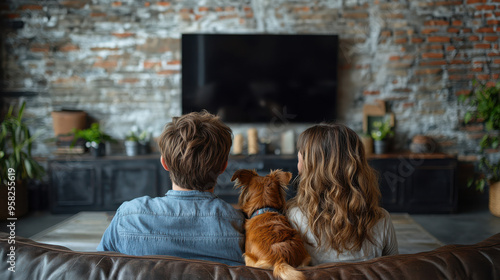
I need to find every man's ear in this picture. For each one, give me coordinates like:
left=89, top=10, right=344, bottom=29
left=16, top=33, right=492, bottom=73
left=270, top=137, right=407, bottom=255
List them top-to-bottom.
left=160, top=156, right=169, bottom=171
left=231, top=169, right=258, bottom=187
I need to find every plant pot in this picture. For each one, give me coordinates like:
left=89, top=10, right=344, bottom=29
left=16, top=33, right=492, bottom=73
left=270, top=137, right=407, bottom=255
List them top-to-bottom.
left=374, top=140, right=389, bottom=154
left=125, top=141, right=139, bottom=156
left=138, top=141, right=150, bottom=155
left=88, top=142, right=106, bottom=157
left=0, top=181, right=28, bottom=220
left=490, top=181, right=500, bottom=217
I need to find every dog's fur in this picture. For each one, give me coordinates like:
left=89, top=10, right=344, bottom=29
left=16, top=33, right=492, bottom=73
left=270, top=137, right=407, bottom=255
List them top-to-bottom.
left=231, top=169, right=310, bottom=280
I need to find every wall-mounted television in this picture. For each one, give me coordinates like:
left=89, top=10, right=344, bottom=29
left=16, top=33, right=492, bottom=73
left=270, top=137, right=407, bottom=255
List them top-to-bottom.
left=181, top=33, right=338, bottom=123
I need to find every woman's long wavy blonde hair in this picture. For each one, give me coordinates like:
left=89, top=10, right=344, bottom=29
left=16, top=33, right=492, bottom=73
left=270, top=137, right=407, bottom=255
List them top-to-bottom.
left=288, top=123, right=383, bottom=253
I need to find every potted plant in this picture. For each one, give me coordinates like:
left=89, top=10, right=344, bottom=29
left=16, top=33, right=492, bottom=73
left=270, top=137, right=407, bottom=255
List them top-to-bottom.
left=459, top=81, right=500, bottom=216
left=0, top=102, right=45, bottom=219
left=371, top=120, right=394, bottom=154
left=73, top=123, right=113, bottom=157
left=137, top=130, right=151, bottom=155
left=124, top=131, right=139, bottom=156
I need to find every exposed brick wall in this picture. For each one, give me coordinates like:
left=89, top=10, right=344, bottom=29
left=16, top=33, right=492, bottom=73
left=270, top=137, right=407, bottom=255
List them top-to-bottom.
left=0, top=0, right=499, bottom=157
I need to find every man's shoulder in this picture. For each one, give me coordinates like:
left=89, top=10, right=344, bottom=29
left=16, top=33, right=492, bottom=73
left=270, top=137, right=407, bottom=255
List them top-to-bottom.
left=117, top=195, right=165, bottom=214
left=210, top=197, right=245, bottom=219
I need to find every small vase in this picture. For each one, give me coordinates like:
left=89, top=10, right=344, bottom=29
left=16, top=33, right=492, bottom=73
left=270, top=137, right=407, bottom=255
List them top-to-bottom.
left=138, top=140, right=150, bottom=155
left=374, top=140, right=389, bottom=154
left=125, top=141, right=139, bottom=156
left=89, top=142, right=106, bottom=157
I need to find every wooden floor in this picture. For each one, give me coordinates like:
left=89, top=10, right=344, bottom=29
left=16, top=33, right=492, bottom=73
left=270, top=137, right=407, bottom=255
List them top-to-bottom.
left=28, top=212, right=442, bottom=254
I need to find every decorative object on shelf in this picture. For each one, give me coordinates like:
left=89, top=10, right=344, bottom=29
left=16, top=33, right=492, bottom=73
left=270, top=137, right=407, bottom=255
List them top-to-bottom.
left=459, top=81, right=500, bottom=217
left=362, top=100, right=395, bottom=134
left=362, top=100, right=395, bottom=155
left=1, top=102, right=45, bottom=219
left=51, top=110, right=87, bottom=142
left=51, top=110, right=87, bottom=155
left=371, top=120, right=394, bottom=154
left=72, top=123, right=114, bottom=157
left=248, top=128, right=258, bottom=155
left=137, top=130, right=151, bottom=155
left=280, top=130, right=295, bottom=155
left=124, top=131, right=139, bottom=157
left=359, top=133, right=373, bottom=156
left=233, top=134, right=244, bottom=155
left=410, top=135, right=435, bottom=154
left=258, top=138, right=271, bottom=155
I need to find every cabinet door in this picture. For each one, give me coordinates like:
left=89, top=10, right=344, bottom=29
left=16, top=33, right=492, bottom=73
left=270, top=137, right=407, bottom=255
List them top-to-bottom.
left=369, top=159, right=406, bottom=212
left=407, top=160, right=457, bottom=213
left=49, top=161, right=98, bottom=213
left=102, top=161, right=158, bottom=209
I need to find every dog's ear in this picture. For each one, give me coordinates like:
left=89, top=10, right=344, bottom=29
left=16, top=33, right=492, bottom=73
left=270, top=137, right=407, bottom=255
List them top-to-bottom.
left=231, top=169, right=258, bottom=187
left=273, top=170, right=292, bottom=188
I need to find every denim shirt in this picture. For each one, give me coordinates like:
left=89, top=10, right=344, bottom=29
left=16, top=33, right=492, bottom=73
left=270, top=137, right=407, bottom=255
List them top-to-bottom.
left=97, top=190, right=245, bottom=266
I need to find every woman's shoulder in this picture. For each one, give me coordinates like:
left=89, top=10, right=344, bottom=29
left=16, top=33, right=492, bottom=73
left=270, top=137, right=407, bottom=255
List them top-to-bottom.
left=287, top=206, right=308, bottom=226
left=287, top=206, right=300, bottom=216
left=374, top=208, right=396, bottom=234
left=376, top=208, right=392, bottom=224
left=380, top=208, right=391, bottom=218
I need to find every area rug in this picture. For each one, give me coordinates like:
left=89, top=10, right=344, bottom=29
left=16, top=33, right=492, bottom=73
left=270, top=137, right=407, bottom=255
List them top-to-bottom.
left=31, top=212, right=443, bottom=254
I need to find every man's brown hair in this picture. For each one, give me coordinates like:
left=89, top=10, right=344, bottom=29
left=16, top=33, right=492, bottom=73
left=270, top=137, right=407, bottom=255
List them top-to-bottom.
left=158, top=111, right=232, bottom=191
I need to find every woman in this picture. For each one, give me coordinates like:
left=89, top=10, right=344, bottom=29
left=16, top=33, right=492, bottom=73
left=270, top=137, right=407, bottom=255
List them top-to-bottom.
left=287, top=123, right=398, bottom=265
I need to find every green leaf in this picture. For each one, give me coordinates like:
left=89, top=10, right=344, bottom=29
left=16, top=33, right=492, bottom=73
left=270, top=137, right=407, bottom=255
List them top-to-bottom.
left=458, top=94, right=466, bottom=103
left=0, top=101, right=45, bottom=181
left=18, top=101, right=26, bottom=120
left=6, top=104, right=14, bottom=118
left=464, top=112, right=472, bottom=124
left=485, top=121, right=494, bottom=131
left=480, top=135, right=490, bottom=151
left=492, top=139, right=499, bottom=149
left=24, top=158, right=33, bottom=178
left=467, top=178, right=474, bottom=187
left=477, top=179, right=486, bottom=192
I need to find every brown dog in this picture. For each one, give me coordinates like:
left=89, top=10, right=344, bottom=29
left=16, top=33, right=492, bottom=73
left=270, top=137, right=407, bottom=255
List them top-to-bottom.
left=231, top=169, right=310, bottom=280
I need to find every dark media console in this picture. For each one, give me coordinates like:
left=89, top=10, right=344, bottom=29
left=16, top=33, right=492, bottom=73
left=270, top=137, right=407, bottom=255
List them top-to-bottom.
left=48, top=153, right=457, bottom=214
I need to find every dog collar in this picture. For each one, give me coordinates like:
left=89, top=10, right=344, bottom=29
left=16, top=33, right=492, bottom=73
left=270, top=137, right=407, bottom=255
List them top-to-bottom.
left=249, top=207, right=282, bottom=219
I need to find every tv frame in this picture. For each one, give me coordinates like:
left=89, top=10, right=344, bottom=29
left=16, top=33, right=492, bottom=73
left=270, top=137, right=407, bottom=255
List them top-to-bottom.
left=181, top=33, right=339, bottom=123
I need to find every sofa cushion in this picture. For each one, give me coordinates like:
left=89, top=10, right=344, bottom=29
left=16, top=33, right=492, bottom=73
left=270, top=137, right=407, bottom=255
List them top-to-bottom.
left=1, top=232, right=499, bottom=279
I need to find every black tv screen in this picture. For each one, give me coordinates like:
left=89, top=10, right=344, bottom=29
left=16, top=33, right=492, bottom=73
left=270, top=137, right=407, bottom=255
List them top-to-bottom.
left=182, top=34, right=338, bottom=123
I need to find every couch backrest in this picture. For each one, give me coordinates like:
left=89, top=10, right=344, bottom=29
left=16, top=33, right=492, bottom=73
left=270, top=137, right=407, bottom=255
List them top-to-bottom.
left=1, top=232, right=500, bottom=279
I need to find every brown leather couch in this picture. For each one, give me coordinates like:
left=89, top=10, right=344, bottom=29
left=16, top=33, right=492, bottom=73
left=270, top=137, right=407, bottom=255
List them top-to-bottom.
left=1, top=232, right=500, bottom=279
